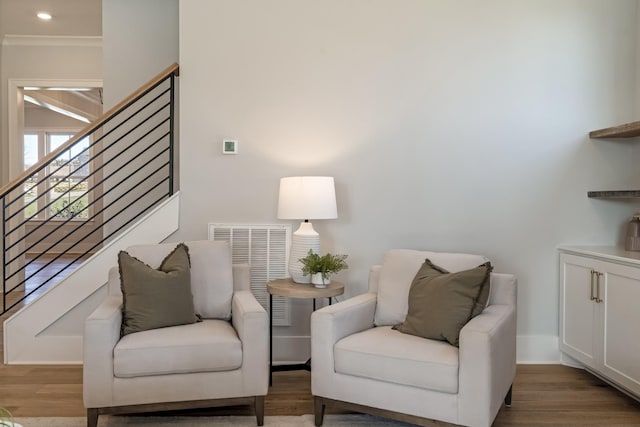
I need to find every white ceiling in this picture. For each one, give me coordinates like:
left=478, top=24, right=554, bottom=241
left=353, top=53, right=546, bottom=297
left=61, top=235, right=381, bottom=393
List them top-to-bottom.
left=0, top=0, right=102, bottom=38
left=0, top=0, right=104, bottom=122
left=24, top=88, right=103, bottom=123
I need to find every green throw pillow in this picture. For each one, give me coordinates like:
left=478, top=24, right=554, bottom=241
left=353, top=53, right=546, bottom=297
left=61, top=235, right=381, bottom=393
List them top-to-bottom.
left=119, top=243, right=198, bottom=336
left=394, top=259, right=492, bottom=347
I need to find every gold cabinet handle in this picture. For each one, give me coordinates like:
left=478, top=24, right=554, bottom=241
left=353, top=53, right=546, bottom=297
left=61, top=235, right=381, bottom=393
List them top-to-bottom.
left=590, top=270, right=597, bottom=301
left=595, top=272, right=603, bottom=303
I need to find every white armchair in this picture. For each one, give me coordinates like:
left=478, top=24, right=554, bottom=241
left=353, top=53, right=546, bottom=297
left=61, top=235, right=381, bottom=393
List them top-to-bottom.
left=83, top=240, right=269, bottom=427
left=311, top=249, right=517, bottom=427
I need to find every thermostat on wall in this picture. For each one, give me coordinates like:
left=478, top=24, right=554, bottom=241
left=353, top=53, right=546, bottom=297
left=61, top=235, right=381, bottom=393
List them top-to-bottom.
left=222, top=139, right=238, bottom=154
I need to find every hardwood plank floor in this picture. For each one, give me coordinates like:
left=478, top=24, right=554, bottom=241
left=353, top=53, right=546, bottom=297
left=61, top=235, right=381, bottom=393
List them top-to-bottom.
left=1, top=258, right=640, bottom=425
left=1, top=356, right=639, bottom=425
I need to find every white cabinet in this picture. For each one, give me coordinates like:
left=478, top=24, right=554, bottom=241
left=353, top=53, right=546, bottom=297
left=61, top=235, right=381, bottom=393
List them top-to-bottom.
left=559, top=248, right=640, bottom=398
left=559, top=253, right=599, bottom=367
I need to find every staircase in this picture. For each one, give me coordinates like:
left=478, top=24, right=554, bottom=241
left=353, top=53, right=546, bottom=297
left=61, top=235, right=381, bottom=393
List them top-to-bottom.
left=1, top=64, right=180, bottom=364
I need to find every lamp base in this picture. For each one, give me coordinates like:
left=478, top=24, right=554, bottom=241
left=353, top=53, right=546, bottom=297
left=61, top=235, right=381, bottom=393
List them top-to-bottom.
left=289, top=222, right=320, bottom=284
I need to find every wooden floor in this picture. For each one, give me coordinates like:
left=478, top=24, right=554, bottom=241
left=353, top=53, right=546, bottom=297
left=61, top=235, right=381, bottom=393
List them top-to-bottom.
left=1, top=257, right=640, bottom=425
left=0, top=363, right=639, bottom=425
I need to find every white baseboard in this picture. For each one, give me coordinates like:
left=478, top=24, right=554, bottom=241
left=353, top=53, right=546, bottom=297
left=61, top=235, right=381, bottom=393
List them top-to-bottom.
left=516, top=334, right=561, bottom=364
left=560, top=352, right=584, bottom=368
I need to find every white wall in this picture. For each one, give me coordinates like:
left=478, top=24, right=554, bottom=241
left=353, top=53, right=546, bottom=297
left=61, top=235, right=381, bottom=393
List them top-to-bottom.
left=101, top=0, right=179, bottom=242
left=102, top=0, right=178, bottom=109
left=176, top=0, right=640, bottom=362
left=632, top=2, right=640, bottom=201
left=636, top=3, right=640, bottom=116
left=0, top=24, right=4, bottom=184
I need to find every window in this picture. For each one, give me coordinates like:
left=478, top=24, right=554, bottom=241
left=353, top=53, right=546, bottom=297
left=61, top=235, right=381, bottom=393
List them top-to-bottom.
left=23, top=131, right=91, bottom=220
left=23, top=134, right=39, bottom=218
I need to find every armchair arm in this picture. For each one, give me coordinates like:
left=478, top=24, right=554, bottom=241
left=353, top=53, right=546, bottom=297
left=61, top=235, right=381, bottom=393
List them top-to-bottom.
left=232, top=290, right=269, bottom=394
left=311, top=293, right=377, bottom=395
left=83, top=296, right=122, bottom=408
left=458, top=304, right=517, bottom=427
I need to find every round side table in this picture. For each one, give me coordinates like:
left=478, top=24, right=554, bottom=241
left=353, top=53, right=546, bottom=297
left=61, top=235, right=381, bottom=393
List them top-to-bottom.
left=267, top=278, right=344, bottom=385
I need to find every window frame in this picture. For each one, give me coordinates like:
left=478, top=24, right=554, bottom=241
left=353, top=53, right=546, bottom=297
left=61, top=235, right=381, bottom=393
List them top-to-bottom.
left=23, top=129, right=94, bottom=222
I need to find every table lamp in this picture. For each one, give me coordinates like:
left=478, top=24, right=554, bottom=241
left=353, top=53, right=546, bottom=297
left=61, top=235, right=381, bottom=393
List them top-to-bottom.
left=277, top=176, right=337, bottom=283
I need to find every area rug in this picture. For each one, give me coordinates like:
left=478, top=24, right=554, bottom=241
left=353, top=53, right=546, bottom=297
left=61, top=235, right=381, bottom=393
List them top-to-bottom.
left=12, top=414, right=414, bottom=426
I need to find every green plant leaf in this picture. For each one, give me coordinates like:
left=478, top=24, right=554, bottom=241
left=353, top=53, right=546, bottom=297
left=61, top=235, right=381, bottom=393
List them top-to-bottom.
left=298, top=249, right=348, bottom=279
left=0, top=406, right=13, bottom=426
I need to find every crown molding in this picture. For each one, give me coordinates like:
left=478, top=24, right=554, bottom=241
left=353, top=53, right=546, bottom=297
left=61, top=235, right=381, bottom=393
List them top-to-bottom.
left=2, top=35, right=102, bottom=47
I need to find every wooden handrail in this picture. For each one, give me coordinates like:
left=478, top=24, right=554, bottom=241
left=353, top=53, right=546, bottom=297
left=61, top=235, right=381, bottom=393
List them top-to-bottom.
left=0, top=63, right=179, bottom=198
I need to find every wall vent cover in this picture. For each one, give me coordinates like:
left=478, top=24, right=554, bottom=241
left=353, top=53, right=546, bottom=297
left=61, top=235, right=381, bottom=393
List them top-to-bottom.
left=208, top=223, right=291, bottom=326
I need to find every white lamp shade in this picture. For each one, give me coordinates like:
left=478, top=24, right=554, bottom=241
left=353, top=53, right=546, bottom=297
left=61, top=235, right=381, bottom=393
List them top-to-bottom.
left=277, top=176, right=337, bottom=220
left=277, top=176, right=337, bottom=283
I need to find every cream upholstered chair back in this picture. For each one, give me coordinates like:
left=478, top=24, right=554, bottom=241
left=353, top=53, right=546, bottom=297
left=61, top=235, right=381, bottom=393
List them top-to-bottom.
left=106, top=240, right=251, bottom=319
left=369, top=249, right=494, bottom=327
left=368, top=265, right=517, bottom=309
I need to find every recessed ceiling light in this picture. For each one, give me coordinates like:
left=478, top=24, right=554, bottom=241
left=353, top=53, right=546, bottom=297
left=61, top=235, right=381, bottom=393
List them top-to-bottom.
left=37, top=12, right=52, bottom=21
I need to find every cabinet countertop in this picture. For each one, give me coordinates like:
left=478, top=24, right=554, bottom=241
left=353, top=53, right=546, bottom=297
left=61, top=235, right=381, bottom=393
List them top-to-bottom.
left=558, top=245, right=640, bottom=266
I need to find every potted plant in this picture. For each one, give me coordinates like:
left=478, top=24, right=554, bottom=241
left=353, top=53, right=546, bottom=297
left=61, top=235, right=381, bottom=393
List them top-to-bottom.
left=299, top=249, right=348, bottom=288
left=0, top=407, right=20, bottom=427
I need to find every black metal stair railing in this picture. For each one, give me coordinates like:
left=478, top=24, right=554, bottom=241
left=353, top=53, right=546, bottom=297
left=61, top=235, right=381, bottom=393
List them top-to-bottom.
left=1, top=64, right=179, bottom=316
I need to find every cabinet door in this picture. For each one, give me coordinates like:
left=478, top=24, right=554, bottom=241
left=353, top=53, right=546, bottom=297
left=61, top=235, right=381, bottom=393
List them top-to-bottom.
left=559, top=253, right=599, bottom=366
left=600, top=261, right=640, bottom=396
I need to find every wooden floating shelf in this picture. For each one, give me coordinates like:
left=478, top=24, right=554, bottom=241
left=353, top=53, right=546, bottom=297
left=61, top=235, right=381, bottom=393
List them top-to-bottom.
left=589, top=120, right=640, bottom=139
left=588, top=190, right=640, bottom=199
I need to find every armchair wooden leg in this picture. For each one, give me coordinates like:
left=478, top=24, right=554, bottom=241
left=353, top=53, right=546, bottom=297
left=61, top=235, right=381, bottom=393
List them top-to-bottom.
left=504, top=384, right=513, bottom=408
left=255, top=395, right=265, bottom=426
left=314, top=395, right=326, bottom=426
left=87, top=408, right=99, bottom=427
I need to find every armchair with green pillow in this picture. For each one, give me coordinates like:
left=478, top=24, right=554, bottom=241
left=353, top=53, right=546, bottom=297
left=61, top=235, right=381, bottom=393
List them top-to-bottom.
left=83, top=240, right=268, bottom=427
left=311, top=249, right=517, bottom=427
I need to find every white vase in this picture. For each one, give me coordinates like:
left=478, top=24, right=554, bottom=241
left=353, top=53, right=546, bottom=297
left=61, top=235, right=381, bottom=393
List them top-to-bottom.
left=311, top=273, right=330, bottom=288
